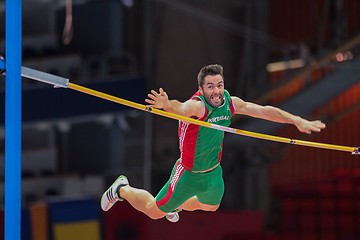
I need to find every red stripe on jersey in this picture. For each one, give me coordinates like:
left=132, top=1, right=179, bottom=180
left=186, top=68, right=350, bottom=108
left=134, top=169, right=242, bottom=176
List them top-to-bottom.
left=178, top=92, right=208, bottom=171
left=229, top=97, right=235, bottom=115
left=178, top=122, right=199, bottom=170
left=218, top=142, right=224, bottom=163
left=156, top=161, right=185, bottom=207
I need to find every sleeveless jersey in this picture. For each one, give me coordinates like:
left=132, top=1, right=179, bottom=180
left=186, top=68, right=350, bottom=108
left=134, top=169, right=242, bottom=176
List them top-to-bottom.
left=178, top=89, right=235, bottom=172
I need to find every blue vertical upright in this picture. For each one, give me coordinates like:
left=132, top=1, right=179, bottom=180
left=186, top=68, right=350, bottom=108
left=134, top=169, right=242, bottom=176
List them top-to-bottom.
left=5, top=0, right=22, bottom=240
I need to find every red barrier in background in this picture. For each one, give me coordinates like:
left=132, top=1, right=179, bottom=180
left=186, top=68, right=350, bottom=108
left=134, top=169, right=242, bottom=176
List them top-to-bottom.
left=103, top=201, right=264, bottom=240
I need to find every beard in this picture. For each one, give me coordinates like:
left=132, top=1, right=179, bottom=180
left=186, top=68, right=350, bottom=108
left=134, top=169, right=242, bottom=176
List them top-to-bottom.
left=204, top=93, right=224, bottom=108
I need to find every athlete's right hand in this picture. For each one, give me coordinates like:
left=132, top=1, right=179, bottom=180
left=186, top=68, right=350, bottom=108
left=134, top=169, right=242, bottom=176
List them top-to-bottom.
left=145, top=88, right=169, bottom=109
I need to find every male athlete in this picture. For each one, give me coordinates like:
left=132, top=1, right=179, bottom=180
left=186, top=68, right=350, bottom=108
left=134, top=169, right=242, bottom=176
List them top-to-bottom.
left=101, top=64, right=325, bottom=222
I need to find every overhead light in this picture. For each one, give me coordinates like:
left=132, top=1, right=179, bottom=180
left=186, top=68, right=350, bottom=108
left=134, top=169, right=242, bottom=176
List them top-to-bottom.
left=266, top=59, right=305, bottom=72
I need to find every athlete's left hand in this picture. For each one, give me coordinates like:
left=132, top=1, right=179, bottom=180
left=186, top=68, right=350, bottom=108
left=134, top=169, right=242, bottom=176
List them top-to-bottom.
left=295, top=119, right=326, bottom=134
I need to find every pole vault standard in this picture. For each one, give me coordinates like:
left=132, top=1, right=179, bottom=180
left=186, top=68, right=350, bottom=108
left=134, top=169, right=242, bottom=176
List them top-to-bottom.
left=4, top=1, right=21, bottom=240
left=2, top=58, right=358, bottom=155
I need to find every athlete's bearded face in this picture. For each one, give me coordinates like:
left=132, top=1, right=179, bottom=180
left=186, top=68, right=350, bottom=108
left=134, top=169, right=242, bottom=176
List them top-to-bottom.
left=199, top=74, right=225, bottom=108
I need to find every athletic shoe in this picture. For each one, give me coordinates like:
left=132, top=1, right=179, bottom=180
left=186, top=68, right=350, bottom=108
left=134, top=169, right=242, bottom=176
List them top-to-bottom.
left=101, top=175, right=129, bottom=211
left=166, top=209, right=181, bottom=223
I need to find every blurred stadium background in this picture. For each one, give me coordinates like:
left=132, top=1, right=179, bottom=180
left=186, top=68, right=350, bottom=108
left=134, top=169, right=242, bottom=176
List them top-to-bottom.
left=1, top=0, right=360, bottom=239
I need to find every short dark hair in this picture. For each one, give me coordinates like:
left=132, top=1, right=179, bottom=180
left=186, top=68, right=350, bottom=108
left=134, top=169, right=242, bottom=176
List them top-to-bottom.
left=197, top=64, right=224, bottom=86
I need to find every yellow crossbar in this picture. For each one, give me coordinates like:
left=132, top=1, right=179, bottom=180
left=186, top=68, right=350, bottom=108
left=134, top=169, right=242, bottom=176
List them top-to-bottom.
left=68, top=82, right=359, bottom=155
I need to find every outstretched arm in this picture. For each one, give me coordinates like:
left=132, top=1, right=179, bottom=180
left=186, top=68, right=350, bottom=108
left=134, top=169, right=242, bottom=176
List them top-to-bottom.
left=145, top=88, right=205, bottom=118
left=231, top=96, right=326, bottom=134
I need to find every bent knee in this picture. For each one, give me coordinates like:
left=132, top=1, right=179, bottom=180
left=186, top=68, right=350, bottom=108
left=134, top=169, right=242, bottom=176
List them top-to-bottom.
left=145, top=200, right=166, bottom=220
left=200, top=203, right=219, bottom=212
left=207, top=205, right=219, bottom=212
left=147, top=210, right=166, bottom=220
left=148, top=213, right=164, bottom=220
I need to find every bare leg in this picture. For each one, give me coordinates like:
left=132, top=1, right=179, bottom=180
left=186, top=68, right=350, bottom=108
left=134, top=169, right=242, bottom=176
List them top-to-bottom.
left=119, top=185, right=166, bottom=220
left=179, top=196, right=219, bottom=212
